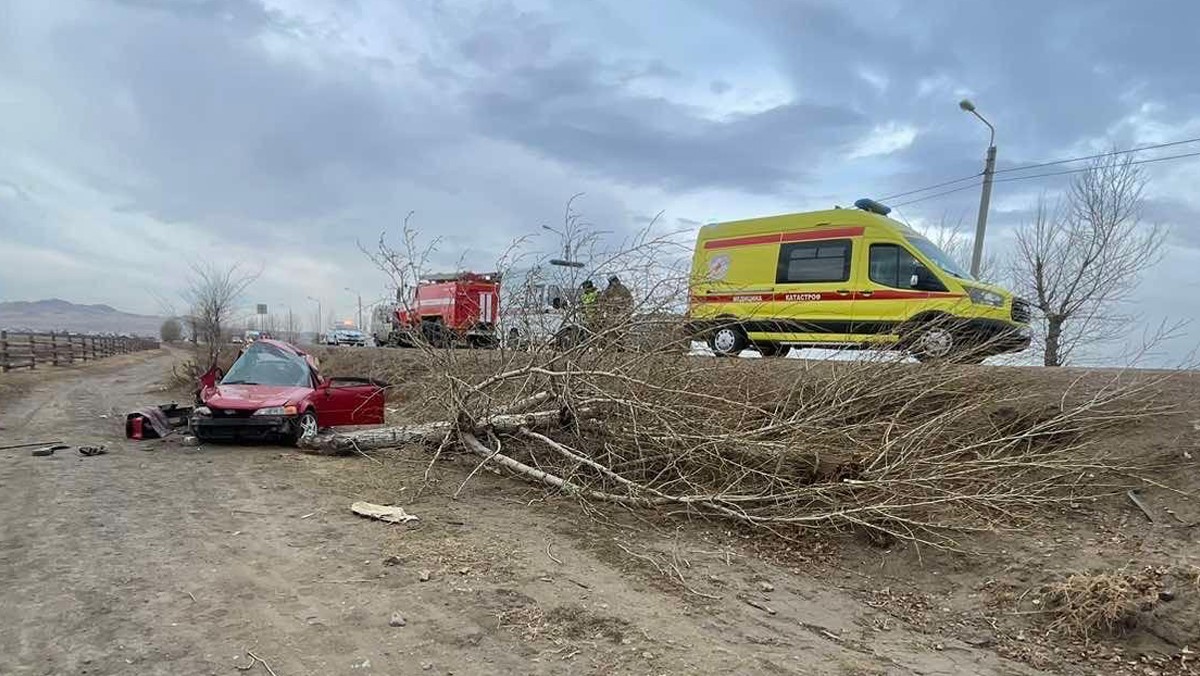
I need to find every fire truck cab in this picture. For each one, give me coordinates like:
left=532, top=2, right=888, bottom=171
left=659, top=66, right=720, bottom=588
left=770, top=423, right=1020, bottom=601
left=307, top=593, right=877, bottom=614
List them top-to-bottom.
left=381, top=272, right=501, bottom=348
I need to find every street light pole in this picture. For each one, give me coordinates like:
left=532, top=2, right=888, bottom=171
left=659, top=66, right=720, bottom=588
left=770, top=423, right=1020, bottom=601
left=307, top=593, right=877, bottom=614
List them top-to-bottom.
left=960, top=99, right=996, bottom=279
left=542, top=224, right=584, bottom=268
left=345, top=287, right=363, bottom=329
left=306, top=296, right=322, bottom=343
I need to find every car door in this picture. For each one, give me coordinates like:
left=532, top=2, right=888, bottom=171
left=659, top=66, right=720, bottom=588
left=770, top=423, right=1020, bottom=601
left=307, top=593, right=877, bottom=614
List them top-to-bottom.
left=763, top=234, right=859, bottom=341
left=854, top=241, right=952, bottom=340
left=314, top=378, right=386, bottom=427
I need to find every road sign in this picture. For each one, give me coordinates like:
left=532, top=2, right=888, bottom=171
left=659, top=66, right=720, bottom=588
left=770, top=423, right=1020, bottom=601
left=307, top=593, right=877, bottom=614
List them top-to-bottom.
left=256, top=304, right=268, bottom=315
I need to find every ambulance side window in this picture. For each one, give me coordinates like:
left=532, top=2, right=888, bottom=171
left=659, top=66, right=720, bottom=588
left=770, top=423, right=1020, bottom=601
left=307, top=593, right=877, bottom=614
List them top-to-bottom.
left=776, top=239, right=852, bottom=284
left=869, top=244, right=920, bottom=288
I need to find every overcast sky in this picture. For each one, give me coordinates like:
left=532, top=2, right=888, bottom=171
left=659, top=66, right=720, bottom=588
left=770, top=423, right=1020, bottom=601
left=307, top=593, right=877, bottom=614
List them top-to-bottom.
left=1, top=0, right=1197, bottom=364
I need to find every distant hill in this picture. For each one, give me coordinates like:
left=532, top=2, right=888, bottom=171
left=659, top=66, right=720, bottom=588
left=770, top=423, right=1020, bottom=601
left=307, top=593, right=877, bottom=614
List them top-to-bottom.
left=0, top=299, right=164, bottom=337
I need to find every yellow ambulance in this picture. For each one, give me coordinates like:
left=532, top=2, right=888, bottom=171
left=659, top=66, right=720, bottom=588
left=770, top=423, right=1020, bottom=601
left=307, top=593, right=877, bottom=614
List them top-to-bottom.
left=687, top=199, right=1031, bottom=362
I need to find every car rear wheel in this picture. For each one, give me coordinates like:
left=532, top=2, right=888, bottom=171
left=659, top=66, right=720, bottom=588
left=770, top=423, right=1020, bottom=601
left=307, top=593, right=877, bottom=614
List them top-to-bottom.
left=708, top=325, right=746, bottom=357
left=293, top=410, right=318, bottom=446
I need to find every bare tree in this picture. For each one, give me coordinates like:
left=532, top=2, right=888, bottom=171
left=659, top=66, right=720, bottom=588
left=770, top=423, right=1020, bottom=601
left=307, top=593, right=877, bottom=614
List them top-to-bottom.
left=1009, top=152, right=1165, bottom=366
left=182, top=263, right=258, bottom=365
left=159, top=317, right=183, bottom=343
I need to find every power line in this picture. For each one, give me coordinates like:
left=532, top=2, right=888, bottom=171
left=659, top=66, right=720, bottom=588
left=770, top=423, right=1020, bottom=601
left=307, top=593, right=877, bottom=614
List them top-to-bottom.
left=875, top=135, right=1200, bottom=205
left=994, top=136, right=1200, bottom=175
left=992, top=148, right=1200, bottom=184
left=890, top=149, right=1200, bottom=207
left=879, top=172, right=981, bottom=201
left=890, top=180, right=983, bottom=208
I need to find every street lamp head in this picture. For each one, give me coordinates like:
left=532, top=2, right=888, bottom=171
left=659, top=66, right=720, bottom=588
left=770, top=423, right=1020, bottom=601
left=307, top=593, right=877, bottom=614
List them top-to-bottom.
left=958, top=98, right=976, bottom=113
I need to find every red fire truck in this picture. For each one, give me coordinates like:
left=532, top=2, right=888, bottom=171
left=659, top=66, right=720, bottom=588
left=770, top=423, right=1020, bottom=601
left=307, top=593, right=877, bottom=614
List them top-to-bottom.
left=374, top=272, right=501, bottom=348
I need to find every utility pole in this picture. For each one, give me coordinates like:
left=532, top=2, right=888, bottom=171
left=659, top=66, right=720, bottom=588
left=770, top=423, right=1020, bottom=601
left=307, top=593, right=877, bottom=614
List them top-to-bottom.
left=960, top=99, right=997, bottom=279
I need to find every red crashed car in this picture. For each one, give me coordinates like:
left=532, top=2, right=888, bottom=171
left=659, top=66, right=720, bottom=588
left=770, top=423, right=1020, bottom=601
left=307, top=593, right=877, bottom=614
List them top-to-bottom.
left=192, top=339, right=386, bottom=445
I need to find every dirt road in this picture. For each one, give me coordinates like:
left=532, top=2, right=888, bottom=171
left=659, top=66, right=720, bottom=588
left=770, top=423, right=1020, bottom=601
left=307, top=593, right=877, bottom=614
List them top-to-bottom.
left=0, top=348, right=1134, bottom=675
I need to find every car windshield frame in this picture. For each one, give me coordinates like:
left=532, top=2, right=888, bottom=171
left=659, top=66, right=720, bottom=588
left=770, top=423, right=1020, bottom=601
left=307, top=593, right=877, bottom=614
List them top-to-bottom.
left=905, top=235, right=973, bottom=280
left=221, top=342, right=314, bottom=388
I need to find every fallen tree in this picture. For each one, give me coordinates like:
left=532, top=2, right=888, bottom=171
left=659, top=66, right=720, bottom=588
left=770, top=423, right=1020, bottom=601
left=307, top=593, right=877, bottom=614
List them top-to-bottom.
left=304, top=342, right=1169, bottom=548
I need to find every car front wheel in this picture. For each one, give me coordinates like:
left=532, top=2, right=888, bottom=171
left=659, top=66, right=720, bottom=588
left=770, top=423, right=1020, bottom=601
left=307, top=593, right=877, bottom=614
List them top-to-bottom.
left=293, top=410, right=319, bottom=446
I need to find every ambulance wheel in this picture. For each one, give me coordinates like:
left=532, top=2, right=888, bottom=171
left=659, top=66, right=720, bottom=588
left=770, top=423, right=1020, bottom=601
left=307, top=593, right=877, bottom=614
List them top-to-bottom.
left=708, top=325, right=746, bottom=357
left=910, top=325, right=956, bottom=362
left=755, top=342, right=784, bottom=358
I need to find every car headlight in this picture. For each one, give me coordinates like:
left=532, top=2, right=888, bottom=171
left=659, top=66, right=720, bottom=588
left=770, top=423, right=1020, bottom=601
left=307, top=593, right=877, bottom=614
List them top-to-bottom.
left=965, top=286, right=1005, bottom=307
left=254, top=405, right=298, bottom=416
left=193, top=406, right=212, bottom=417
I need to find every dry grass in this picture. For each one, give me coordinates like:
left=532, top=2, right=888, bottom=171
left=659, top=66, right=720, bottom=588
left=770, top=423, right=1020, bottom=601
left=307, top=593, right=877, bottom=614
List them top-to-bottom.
left=317, top=339, right=1172, bottom=550
left=384, top=534, right=521, bottom=578
left=1042, top=567, right=1164, bottom=638
left=498, top=603, right=629, bottom=644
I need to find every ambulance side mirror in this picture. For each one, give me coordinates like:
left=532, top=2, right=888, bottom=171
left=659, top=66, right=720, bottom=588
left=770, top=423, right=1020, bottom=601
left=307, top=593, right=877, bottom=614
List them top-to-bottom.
left=910, top=265, right=948, bottom=292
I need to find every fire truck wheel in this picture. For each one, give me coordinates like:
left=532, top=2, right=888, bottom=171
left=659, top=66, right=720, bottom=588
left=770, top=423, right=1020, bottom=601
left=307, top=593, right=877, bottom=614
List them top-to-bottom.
left=420, top=322, right=448, bottom=348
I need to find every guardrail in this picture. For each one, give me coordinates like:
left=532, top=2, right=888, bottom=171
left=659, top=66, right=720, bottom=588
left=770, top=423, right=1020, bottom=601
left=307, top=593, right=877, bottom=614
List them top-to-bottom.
left=0, top=331, right=159, bottom=372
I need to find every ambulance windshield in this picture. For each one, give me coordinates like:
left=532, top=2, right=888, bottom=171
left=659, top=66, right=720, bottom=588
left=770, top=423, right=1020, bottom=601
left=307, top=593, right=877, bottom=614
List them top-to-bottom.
left=906, top=236, right=973, bottom=280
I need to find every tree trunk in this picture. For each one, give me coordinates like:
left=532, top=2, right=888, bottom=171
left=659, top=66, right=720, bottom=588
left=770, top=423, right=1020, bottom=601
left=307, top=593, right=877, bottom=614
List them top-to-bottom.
left=1044, top=317, right=1063, bottom=367
left=300, top=407, right=598, bottom=454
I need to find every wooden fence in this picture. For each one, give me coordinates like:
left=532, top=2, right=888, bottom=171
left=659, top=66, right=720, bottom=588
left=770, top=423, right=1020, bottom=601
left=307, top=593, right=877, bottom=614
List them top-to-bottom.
left=0, top=331, right=160, bottom=372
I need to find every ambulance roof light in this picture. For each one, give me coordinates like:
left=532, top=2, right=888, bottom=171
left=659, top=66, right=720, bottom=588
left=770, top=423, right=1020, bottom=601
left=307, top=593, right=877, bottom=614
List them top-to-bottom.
left=854, top=198, right=892, bottom=216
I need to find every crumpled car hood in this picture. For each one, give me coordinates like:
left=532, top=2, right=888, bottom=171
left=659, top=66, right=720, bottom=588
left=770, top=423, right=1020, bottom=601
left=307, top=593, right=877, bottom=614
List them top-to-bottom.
left=203, top=384, right=312, bottom=411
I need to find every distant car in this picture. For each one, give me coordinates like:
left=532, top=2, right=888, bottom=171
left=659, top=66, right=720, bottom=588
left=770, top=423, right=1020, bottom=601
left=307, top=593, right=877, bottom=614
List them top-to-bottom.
left=328, top=327, right=367, bottom=347
left=192, top=339, right=386, bottom=445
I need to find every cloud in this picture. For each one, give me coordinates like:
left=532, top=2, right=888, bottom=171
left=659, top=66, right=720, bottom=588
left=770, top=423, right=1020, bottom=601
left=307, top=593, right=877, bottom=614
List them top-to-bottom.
left=0, top=0, right=1197, bottom=362
left=438, top=6, right=868, bottom=194
left=847, top=123, right=918, bottom=160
